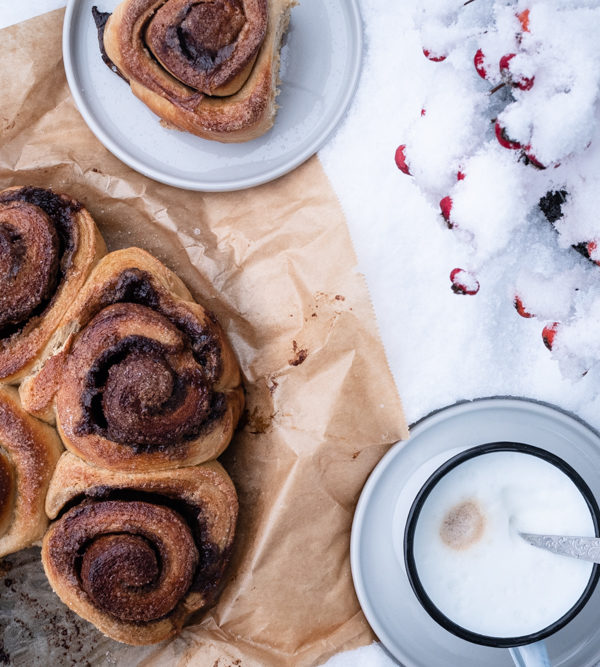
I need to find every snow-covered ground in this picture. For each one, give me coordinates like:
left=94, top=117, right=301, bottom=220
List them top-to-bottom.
left=320, top=0, right=600, bottom=431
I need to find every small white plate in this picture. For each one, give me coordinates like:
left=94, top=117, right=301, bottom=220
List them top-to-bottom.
left=62, top=0, right=362, bottom=191
left=351, top=398, right=600, bottom=667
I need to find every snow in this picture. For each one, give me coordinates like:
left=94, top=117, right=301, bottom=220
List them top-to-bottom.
left=320, top=0, right=600, bottom=436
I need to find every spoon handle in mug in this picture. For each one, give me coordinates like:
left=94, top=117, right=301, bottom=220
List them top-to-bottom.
left=520, top=532, right=600, bottom=563
left=509, top=641, right=551, bottom=667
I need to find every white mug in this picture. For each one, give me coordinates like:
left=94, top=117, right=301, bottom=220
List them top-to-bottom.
left=402, top=443, right=600, bottom=667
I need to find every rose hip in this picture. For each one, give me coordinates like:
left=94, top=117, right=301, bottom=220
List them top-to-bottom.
left=423, top=48, right=446, bottom=62
left=474, top=49, right=488, bottom=80
left=495, top=120, right=522, bottom=150
left=395, top=145, right=410, bottom=175
left=440, top=196, right=453, bottom=227
left=450, top=268, right=480, bottom=295
left=514, top=295, right=534, bottom=318
left=542, top=322, right=559, bottom=350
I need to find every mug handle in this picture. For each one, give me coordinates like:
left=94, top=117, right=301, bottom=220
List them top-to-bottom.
left=509, top=641, right=551, bottom=667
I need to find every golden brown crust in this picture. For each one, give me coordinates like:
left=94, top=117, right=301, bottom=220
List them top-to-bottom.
left=103, top=0, right=294, bottom=142
left=0, top=187, right=106, bottom=384
left=20, top=247, right=244, bottom=471
left=0, top=386, right=63, bottom=558
left=0, top=451, right=14, bottom=537
left=43, top=452, right=238, bottom=645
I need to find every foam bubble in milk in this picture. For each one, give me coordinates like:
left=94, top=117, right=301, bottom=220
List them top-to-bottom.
left=412, top=450, right=596, bottom=639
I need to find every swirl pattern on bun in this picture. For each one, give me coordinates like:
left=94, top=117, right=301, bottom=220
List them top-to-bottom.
left=98, top=0, right=295, bottom=142
left=0, top=186, right=105, bottom=384
left=20, top=247, right=244, bottom=471
left=43, top=452, right=238, bottom=645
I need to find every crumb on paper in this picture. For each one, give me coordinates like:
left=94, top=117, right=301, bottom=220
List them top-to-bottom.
left=289, top=340, right=308, bottom=367
left=242, top=407, right=274, bottom=434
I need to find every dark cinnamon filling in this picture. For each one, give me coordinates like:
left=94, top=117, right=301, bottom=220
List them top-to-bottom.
left=143, top=0, right=266, bottom=95
left=174, top=1, right=246, bottom=71
left=91, top=7, right=127, bottom=80
left=0, top=187, right=79, bottom=340
left=0, top=187, right=79, bottom=264
left=0, top=215, right=59, bottom=332
left=0, top=224, right=25, bottom=281
left=99, top=268, right=161, bottom=310
left=95, top=269, right=223, bottom=380
left=77, top=334, right=222, bottom=450
left=52, top=490, right=231, bottom=620
left=50, top=499, right=198, bottom=622
left=80, top=534, right=163, bottom=620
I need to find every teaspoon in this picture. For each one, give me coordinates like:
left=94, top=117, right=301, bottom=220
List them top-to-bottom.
left=520, top=532, right=600, bottom=563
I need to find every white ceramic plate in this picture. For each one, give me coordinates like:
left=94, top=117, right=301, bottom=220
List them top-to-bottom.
left=62, top=0, right=363, bottom=191
left=351, top=398, right=600, bottom=667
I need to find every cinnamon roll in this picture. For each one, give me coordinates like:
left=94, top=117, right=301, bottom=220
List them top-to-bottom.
left=97, top=0, right=295, bottom=142
left=0, top=186, right=106, bottom=384
left=20, top=247, right=244, bottom=471
left=0, top=386, right=62, bottom=558
left=43, top=452, right=237, bottom=645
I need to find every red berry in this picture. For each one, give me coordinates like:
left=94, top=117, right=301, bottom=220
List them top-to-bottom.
left=423, top=48, right=446, bottom=62
left=474, top=49, right=488, bottom=79
left=499, top=53, right=534, bottom=90
left=499, top=53, right=516, bottom=75
left=516, top=75, right=534, bottom=91
left=421, top=108, right=427, bottom=117
left=495, top=121, right=522, bottom=150
left=395, top=144, right=410, bottom=175
left=523, top=147, right=545, bottom=169
left=457, top=170, right=465, bottom=181
left=440, top=196, right=453, bottom=226
left=587, top=241, right=600, bottom=266
left=450, top=268, right=480, bottom=295
left=514, top=295, right=534, bottom=318
left=542, top=322, right=559, bottom=350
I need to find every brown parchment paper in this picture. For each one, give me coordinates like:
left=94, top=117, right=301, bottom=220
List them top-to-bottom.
left=0, top=9, right=408, bottom=667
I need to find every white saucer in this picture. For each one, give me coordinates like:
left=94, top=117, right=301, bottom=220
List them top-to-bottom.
left=62, top=0, right=362, bottom=191
left=351, top=398, right=600, bottom=667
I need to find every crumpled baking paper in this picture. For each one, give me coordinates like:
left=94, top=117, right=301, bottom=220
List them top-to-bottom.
left=0, top=9, right=408, bottom=666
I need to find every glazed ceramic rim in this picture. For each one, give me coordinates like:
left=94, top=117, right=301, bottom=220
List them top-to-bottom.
left=61, top=0, right=364, bottom=192
left=403, top=441, right=600, bottom=648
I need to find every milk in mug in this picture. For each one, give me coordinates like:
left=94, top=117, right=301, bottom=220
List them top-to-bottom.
left=411, top=450, right=596, bottom=638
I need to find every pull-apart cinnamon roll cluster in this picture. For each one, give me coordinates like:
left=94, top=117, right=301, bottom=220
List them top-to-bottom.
left=0, top=186, right=243, bottom=644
